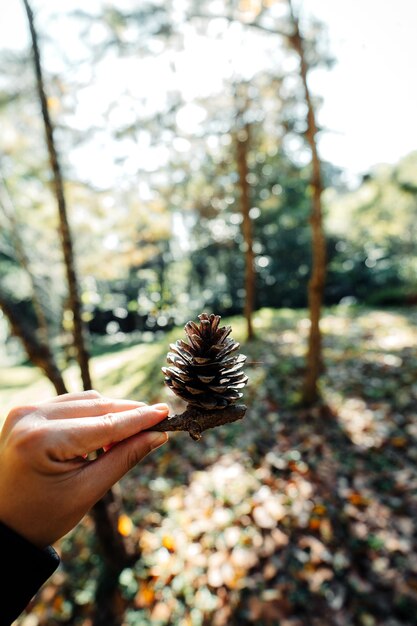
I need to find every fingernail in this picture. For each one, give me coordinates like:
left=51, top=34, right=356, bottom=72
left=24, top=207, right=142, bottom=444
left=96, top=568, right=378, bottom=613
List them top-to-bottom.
left=152, top=403, right=169, bottom=413
left=150, top=432, right=168, bottom=450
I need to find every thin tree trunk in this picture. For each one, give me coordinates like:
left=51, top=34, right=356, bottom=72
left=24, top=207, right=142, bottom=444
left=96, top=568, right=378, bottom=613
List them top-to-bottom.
left=23, top=0, right=92, bottom=392
left=287, top=0, right=327, bottom=405
left=22, top=4, right=133, bottom=624
left=236, top=121, right=255, bottom=340
left=0, top=290, right=67, bottom=395
left=92, top=488, right=137, bottom=626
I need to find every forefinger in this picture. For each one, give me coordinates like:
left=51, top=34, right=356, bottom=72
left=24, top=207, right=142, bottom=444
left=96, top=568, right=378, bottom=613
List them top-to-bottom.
left=39, top=390, right=103, bottom=404
left=38, top=397, right=147, bottom=420
left=48, top=403, right=169, bottom=459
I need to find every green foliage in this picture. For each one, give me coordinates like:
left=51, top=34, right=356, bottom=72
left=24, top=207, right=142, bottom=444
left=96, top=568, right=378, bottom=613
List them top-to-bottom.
left=325, top=152, right=417, bottom=305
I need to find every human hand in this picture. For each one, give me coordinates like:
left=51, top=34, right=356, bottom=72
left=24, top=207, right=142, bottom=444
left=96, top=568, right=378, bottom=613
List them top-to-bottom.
left=0, top=390, right=169, bottom=548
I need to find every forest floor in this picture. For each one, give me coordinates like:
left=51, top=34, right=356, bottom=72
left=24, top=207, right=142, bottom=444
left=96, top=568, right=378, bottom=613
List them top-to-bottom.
left=4, top=305, right=417, bottom=626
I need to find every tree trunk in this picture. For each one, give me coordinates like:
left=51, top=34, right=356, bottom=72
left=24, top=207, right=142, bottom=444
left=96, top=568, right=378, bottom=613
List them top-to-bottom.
left=23, top=0, right=92, bottom=392
left=287, top=0, right=327, bottom=405
left=22, top=3, right=133, bottom=624
left=236, top=121, right=255, bottom=340
left=0, top=290, right=67, bottom=395
left=91, top=488, right=137, bottom=626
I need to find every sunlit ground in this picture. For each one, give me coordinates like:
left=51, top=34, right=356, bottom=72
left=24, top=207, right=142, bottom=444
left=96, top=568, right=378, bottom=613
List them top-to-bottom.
left=4, top=304, right=417, bottom=626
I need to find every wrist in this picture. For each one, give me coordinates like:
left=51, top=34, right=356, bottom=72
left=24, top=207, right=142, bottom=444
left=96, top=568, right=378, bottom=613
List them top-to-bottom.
left=0, top=511, right=47, bottom=550
left=0, top=519, right=57, bottom=554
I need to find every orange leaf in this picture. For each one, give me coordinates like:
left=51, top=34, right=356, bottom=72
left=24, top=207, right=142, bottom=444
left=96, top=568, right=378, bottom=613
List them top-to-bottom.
left=348, top=492, right=368, bottom=506
left=118, top=514, right=133, bottom=537
left=308, top=518, right=321, bottom=530
left=162, top=534, right=176, bottom=552
left=135, top=583, right=155, bottom=608
left=52, top=595, right=64, bottom=611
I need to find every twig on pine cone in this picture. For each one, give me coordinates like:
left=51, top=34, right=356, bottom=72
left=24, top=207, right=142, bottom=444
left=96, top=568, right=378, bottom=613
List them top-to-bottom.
left=144, top=404, right=247, bottom=441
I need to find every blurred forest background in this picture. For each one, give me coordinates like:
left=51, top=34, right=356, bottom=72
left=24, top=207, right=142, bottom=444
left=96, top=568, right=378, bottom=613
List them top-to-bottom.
left=1, top=0, right=417, bottom=625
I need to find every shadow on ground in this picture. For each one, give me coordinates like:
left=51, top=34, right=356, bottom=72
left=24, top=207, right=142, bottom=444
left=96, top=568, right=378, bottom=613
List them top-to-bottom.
left=15, top=306, right=417, bottom=626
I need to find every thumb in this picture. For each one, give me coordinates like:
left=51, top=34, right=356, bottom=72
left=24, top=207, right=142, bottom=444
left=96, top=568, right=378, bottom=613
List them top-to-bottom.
left=81, top=431, right=168, bottom=501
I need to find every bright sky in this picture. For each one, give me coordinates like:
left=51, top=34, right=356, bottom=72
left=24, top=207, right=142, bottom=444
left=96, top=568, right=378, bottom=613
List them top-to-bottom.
left=1, top=0, right=416, bottom=185
left=306, top=0, right=417, bottom=180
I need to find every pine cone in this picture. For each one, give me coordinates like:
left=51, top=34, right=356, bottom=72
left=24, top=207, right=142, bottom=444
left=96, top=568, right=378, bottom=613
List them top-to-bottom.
left=162, top=313, right=248, bottom=410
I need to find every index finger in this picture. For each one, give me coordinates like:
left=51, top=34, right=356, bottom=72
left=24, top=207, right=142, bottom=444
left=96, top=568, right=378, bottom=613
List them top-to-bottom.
left=38, top=390, right=103, bottom=404
left=37, top=397, right=147, bottom=420
left=48, top=404, right=169, bottom=460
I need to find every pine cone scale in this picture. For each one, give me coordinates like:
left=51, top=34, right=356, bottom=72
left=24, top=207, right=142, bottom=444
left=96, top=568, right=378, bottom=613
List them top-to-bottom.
left=197, top=375, right=216, bottom=383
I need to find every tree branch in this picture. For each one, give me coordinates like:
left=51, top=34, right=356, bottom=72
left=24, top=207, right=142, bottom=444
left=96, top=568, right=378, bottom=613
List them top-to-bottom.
left=189, top=12, right=293, bottom=38
left=145, top=404, right=247, bottom=441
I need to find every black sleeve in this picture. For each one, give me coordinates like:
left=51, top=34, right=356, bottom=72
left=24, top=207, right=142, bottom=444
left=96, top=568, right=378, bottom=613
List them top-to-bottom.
left=0, top=521, right=60, bottom=626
